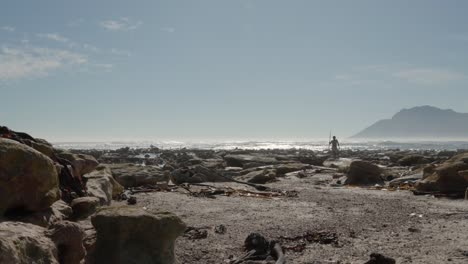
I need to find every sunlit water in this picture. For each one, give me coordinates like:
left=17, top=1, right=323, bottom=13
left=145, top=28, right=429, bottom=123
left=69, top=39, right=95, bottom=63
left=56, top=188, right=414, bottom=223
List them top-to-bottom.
left=52, top=140, right=468, bottom=151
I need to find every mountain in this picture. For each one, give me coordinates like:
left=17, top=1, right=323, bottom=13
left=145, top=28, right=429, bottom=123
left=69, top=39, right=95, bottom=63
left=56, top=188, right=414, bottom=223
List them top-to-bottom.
left=351, top=106, right=468, bottom=139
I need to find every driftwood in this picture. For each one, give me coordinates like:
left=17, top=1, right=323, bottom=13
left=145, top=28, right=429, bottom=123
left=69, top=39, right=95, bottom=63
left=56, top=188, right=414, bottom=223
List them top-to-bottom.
left=231, top=233, right=285, bottom=264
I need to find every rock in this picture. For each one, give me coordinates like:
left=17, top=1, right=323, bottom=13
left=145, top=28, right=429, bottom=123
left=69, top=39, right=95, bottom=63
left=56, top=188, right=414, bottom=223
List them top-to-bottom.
left=0, top=138, right=60, bottom=215
left=27, top=140, right=56, bottom=159
left=57, top=151, right=99, bottom=177
left=415, top=153, right=468, bottom=194
left=224, top=154, right=278, bottom=168
left=296, top=154, right=328, bottom=166
left=398, top=155, right=428, bottom=166
left=345, top=160, right=383, bottom=186
left=108, top=163, right=168, bottom=188
left=275, top=163, right=311, bottom=176
left=85, top=165, right=124, bottom=205
left=171, top=165, right=226, bottom=184
left=239, top=169, right=277, bottom=184
left=389, top=172, right=423, bottom=187
left=127, top=196, right=137, bottom=205
left=71, top=197, right=100, bottom=219
left=7, top=200, right=72, bottom=228
left=91, top=206, right=186, bottom=264
left=0, top=221, right=58, bottom=264
left=46, top=221, right=85, bottom=264
left=364, top=253, right=396, bottom=264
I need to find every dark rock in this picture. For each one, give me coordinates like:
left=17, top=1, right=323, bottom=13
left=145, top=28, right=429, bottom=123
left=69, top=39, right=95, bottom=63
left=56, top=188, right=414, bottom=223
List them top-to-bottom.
left=345, top=160, right=383, bottom=186
left=364, top=253, right=396, bottom=264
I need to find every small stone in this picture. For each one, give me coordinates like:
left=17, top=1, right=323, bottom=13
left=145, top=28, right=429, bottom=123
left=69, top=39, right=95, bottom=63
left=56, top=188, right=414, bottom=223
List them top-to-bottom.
left=127, top=196, right=137, bottom=205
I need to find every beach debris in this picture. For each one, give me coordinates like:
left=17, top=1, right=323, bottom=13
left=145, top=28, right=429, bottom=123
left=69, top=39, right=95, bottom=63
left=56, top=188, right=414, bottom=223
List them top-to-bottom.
left=127, top=196, right=137, bottom=205
left=214, top=224, right=227, bottom=234
left=183, top=226, right=209, bottom=240
left=277, top=230, right=339, bottom=253
left=230, top=233, right=285, bottom=264
left=364, top=253, right=396, bottom=264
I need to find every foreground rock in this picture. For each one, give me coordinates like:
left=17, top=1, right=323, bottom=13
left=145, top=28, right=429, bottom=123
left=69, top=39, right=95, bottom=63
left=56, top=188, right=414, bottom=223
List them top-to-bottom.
left=0, top=138, right=60, bottom=215
left=415, top=153, right=468, bottom=194
left=345, top=160, right=383, bottom=185
left=85, top=165, right=124, bottom=205
left=71, top=197, right=100, bottom=220
left=7, top=200, right=72, bottom=228
left=90, top=206, right=186, bottom=264
left=46, top=221, right=85, bottom=264
left=0, top=222, right=58, bottom=264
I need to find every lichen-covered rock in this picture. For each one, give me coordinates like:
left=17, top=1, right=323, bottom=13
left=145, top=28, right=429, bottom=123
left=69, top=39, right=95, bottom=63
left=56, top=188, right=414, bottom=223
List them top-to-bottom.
left=0, top=138, right=60, bottom=215
left=415, top=153, right=468, bottom=194
left=345, top=160, right=383, bottom=185
left=85, top=165, right=124, bottom=205
left=90, top=206, right=186, bottom=264
left=46, top=221, right=85, bottom=264
left=0, top=222, right=58, bottom=264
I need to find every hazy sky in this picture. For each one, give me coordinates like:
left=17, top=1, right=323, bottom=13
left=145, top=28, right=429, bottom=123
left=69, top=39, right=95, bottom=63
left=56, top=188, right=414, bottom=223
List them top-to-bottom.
left=1, top=0, right=468, bottom=141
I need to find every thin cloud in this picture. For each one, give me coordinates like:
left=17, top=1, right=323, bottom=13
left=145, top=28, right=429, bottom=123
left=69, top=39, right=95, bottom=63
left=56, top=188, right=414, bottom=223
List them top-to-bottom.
left=100, top=17, right=143, bottom=31
left=67, top=18, right=84, bottom=27
left=1, top=26, right=15, bottom=32
left=161, top=27, right=175, bottom=33
left=37, top=33, right=70, bottom=43
left=83, top=43, right=99, bottom=53
left=0, top=46, right=87, bottom=80
left=110, top=48, right=132, bottom=56
left=94, top=63, right=113, bottom=72
left=335, top=65, right=465, bottom=86
left=394, top=68, right=465, bottom=85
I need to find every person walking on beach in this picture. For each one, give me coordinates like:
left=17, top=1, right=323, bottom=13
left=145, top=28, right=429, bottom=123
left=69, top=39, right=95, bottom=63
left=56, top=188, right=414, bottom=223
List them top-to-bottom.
left=329, top=136, right=340, bottom=159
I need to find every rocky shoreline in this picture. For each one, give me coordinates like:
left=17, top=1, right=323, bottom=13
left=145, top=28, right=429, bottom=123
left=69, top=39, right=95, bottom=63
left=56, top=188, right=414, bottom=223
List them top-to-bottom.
left=1, top=128, right=468, bottom=263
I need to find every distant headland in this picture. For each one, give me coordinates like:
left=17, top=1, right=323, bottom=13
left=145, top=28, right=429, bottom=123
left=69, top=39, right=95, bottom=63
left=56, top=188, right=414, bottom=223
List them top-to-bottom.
left=351, top=106, right=468, bottom=139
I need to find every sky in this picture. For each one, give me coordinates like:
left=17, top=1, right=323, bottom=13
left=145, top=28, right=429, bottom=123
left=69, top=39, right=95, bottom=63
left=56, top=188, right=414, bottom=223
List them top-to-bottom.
left=1, top=0, right=468, bottom=142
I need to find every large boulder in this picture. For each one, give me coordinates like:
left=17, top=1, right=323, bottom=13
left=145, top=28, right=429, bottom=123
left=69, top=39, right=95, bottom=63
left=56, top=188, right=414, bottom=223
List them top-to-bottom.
left=0, top=138, right=60, bottom=215
left=57, top=151, right=99, bottom=177
left=415, top=153, right=468, bottom=194
left=345, top=160, right=383, bottom=185
left=108, top=163, right=168, bottom=188
left=85, top=165, right=124, bottom=205
left=171, top=165, right=226, bottom=184
left=7, top=200, right=72, bottom=228
left=90, top=206, right=186, bottom=264
left=46, top=221, right=85, bottom=264
left=0, top=222, right=58, bottom=264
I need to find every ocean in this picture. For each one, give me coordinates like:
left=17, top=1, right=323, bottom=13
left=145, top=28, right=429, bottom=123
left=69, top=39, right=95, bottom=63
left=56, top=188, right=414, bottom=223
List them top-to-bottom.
left=52, top=140, right=468, bottom=151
